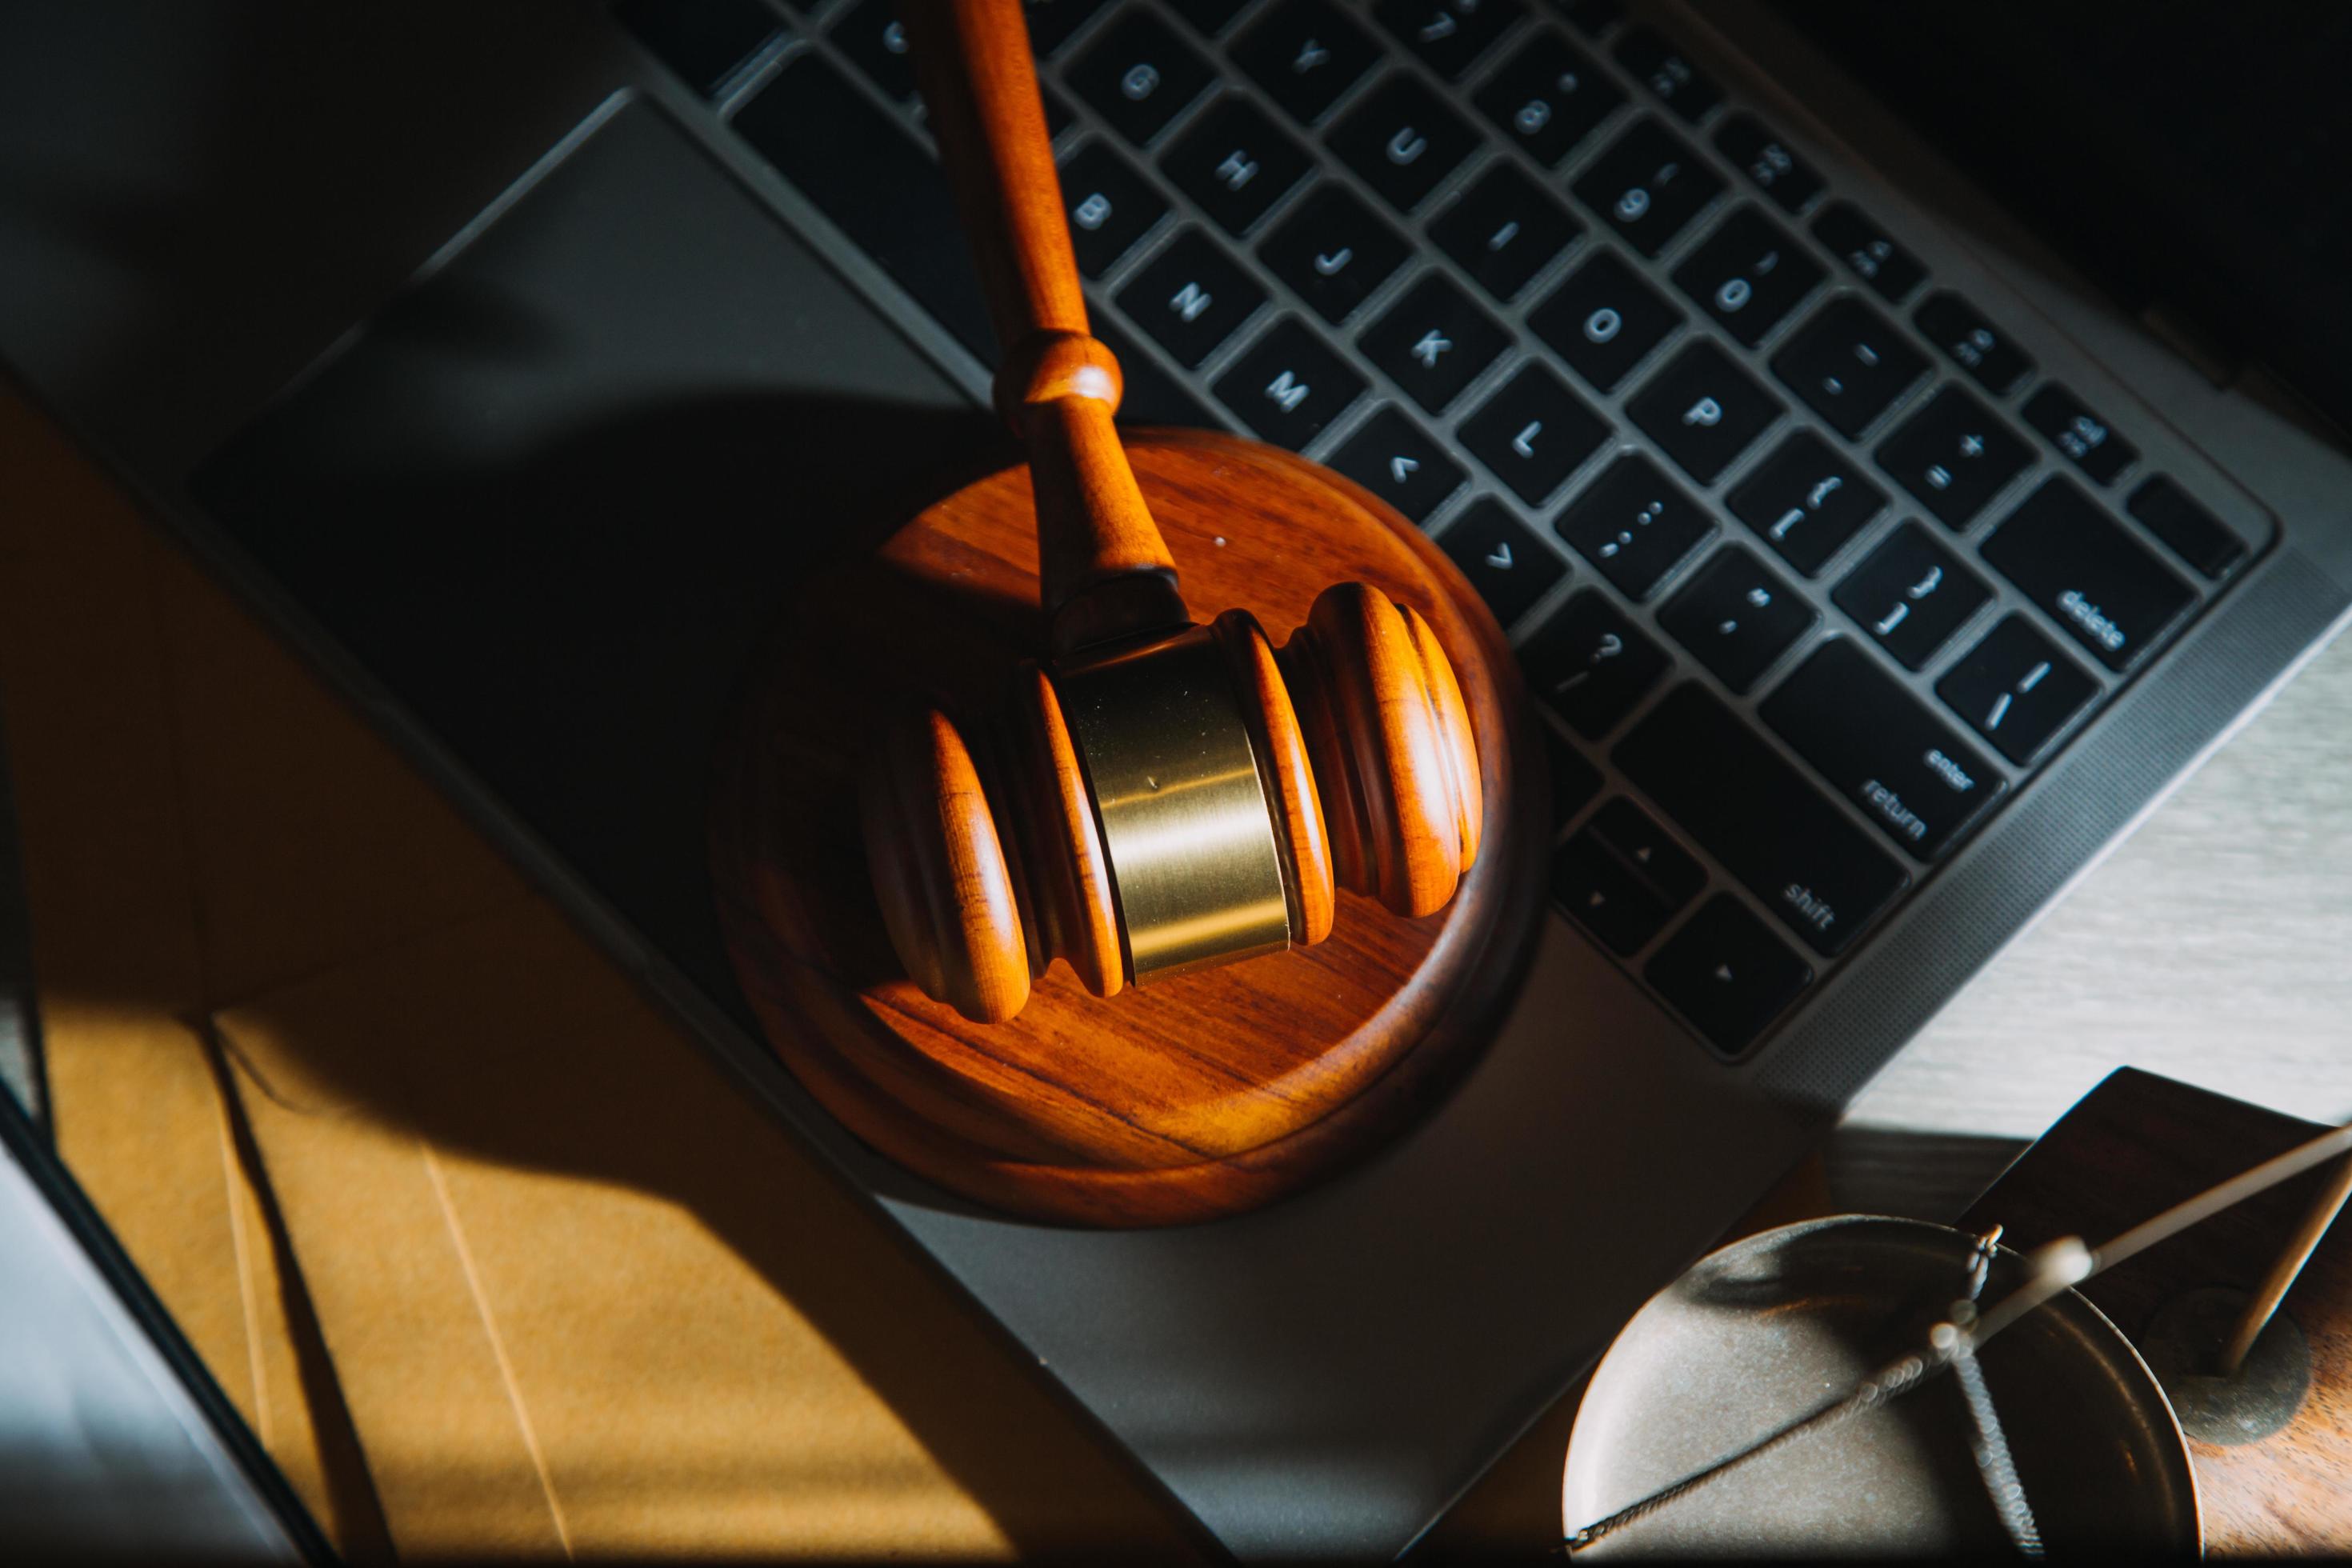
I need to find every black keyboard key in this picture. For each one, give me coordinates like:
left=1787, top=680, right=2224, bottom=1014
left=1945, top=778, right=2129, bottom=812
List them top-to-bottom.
left=618, top=0, right=784, bottom=97
left=833, top=0, right=918, bottom=101
left=1024, top=0, right=1114, bottom=54
left=1168, top=0, right=1248, bottom=36
left=1230, top=0, right=1380, bottom=126
left=1374, top=0, right=1524, bottom=80
left=1068, top=10, right=1214, bottom=145
left=1611, top=24, right=1721, bottom=123
left=1474, top=30, right=1623, bottom=167
left=737, top=56, right=995, bottom=358
left=1329, top=74, right=1481, bottom=212
left=1042, top=83, right=1077, bottom=138
left=1162, top=96, right=1312, bottom=234
left=1712, top=113, right=1822, bottom=215
left=1573, top=117, right=1723, bottom=257
left=1060, top=140, right=1166, bottom=277
left=1431, top=163, right=1582, bottom=302
left=1258, top=182, right=1409, bottom=324
left=1811, top=200, right=1925, bottom=303
left=1670, top=206, right=1823, bottom=347
left=1114, top=226, right=1265, bottom=366
left=1530, top=250, right=1682, bottom=392
left=1358, top=274, right=1510, bottom=413
left=1914, top=290, right=2034, bottom=397
left=1770, top=296, right=1927, bottom=440
left=1212, top=316, right=1366, bottom=446
left=1094, top=318, right=1217, bottom=427
left=1627, top=340, right=1781, bottom=484
left=1461, top=362, right=1610, bottom=502
left=2022, top=383, right=2137, bottom=486
left=1877, top=386, right=2033, bottom=530
left=1330, top=405, right=1466, bottom=522
left=1726, top=432, right=1884, bottom=578
left=1554, top=454, right=1715, bottom=600
left=2127, top=476, right=2247, bottom=579
left=1981, top=478, right=2198, bottom=673
left=1439, top=498, right=1566, bottom=623
left=1833, top=520, right=1991, bottom=670
left=1659, top=545, right=1815, bottom=692
left=1522, top=588, right=1669, bottom=738
left=1937, top=614, right=2100, bottom=766
left=1763, top=638, right=2005, bottom=860
left=1616, top=684, right=1910, bottom=956
left=1542, top=726, right=1604, bottom=826
left=1589, top=798, right=1705, bottom=908
left=1553, top=831, right=1672, bottom=954
left=1648, top=894, right=1812, bottom=1055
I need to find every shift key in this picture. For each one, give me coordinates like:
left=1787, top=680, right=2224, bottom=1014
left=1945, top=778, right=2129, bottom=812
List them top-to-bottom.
left=1762, top=638, right=2006, bottom=859
left=1617, top=684, right=1909, bottom=955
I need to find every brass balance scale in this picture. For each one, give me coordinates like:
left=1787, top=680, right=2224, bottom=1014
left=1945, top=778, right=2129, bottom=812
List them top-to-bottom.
left=1562, top=1070, right=2352, bottom=1556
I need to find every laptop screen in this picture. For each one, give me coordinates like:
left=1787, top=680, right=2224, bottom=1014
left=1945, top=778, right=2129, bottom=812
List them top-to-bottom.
left=1778, top=1, right=2352, bottom=438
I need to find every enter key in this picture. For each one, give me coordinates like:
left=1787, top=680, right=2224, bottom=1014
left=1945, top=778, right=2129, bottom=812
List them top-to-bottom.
left=1762, top=638, right=2007, bottom=860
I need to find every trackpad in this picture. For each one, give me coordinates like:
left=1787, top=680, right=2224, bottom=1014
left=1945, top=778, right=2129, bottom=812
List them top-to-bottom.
left=193, top=95, right=1003, bottom=1010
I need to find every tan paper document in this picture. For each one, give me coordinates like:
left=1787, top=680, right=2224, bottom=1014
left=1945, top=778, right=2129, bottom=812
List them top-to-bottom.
left=216, top=905, right=1196, bottom=1557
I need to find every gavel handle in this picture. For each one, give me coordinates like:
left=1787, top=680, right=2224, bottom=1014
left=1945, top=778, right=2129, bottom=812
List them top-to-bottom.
left=903, top=0, right=1188, bottom=653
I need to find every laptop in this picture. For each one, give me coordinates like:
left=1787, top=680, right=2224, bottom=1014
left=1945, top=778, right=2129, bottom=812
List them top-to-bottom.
left=2, top=0, right=2346, bottom=1555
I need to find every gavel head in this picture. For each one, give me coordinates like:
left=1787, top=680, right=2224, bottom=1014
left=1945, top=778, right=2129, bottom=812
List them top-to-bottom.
left=862, top=582, right=1482, bottom=1022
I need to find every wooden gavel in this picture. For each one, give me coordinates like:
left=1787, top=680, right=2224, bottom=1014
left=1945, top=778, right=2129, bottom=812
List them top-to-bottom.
left=862, top=0, right=1485, bottom=1023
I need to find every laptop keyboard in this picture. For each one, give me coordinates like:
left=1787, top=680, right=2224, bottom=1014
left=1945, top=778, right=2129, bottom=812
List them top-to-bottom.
left=618, top=0, right=2259, bottom=1059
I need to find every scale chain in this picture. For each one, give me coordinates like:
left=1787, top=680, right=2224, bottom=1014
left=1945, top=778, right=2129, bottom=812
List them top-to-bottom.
left=1951, top=1226, right=2045, bottom=1558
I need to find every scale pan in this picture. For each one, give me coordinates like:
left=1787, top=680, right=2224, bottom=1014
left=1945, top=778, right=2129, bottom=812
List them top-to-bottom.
left=1562, top=1215, right=2199, bottom=1555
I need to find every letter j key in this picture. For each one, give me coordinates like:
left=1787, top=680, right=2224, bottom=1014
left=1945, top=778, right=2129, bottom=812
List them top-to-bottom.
left=1258, top=182, right=1410, bottom=324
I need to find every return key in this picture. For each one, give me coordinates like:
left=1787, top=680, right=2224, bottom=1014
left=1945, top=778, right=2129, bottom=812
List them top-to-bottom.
left=1763, top=638, right=2006, bottom=860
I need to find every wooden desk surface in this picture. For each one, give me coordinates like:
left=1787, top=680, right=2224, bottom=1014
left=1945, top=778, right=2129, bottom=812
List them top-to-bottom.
left=5, top=382, right=2347, bottom=1558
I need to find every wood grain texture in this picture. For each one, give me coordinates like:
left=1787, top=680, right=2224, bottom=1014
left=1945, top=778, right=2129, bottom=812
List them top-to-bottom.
left=900, top=0, right=1086, bottom=359
left=902, top=0, right=1184, bottom=651
left=1019, top=384, right=1186, bottom=652
left=710, top=431, right=1544, bottom=1226
left=1278, top=585, right=1479, bottom=919
left=1402, top=599, right=1483, bottom=871
left=1214, top=609, right=1335, bottom=946
left=998, top=662, right=1123, bottom=999
left=861, top=706, right=1032, bottom=1023
left=1964, top=1069, right=2352, bottom=1554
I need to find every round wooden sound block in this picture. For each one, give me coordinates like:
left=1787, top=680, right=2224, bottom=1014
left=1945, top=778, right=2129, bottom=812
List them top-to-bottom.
left=710, top=430, right=1546, bottom=1226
